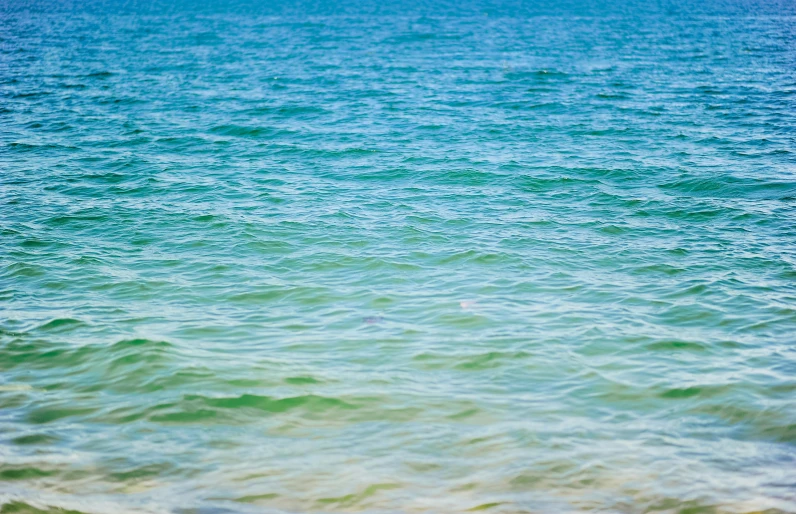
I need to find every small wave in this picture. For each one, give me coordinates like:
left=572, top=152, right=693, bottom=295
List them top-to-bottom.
left=383, top=32, right=438, bottom=44
left=504, top=69, right=570, bottom=81
left=84, top=71, right=114, bottom=78
left=10, top=91, right=52, bottom=99
left=596, top=92, right=630, bottom=99
left=494, top=101, right=564, bottom=111
left=210, top=124, right=273, bottom=138
left=8, top=142, right=78, bottom=152
left=516, top=175, right=600, bottom=192
left=659, top=176, right=796, bottom=199
left=2, top=263, right=47, bottom=279
left=630, top=264, right=687, bottom=276
left=34, top=318, right=87, bottom=333
left=0, top=338, right=176, bottom=374
left=645, top=340, right=709, bottom=352
left=413, top=351, right=532, bottom=371
left=141, top=393, right=362, bottom=424
left=26, top=406, right=98, bottom=424
left=10, top=433, right=61, bottom=446
left=0, top=466, right=59, bottom=481
left=316, top=483, right=401, bottom=508
left=233, top=493, right=279, bottom=503
left=0, top=501, right=91, bottom=514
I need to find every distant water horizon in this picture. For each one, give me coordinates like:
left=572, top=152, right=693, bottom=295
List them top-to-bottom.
left=1, top=1, right=795, bottom=513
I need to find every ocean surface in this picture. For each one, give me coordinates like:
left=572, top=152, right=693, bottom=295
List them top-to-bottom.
left=1, top=1, right=795, bottom=513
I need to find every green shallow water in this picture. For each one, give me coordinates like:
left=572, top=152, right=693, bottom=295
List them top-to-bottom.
left=1, top=2, right=795, bottom=513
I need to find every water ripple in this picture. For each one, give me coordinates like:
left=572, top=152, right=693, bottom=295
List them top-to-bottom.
left=2, top=5, right=795, bottom=514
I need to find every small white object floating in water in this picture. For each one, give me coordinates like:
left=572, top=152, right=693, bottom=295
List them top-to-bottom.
left=460, top=300, right=477, bottom=310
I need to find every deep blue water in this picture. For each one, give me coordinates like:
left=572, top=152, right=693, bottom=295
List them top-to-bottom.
left=1, top=1, right=795, bottom=513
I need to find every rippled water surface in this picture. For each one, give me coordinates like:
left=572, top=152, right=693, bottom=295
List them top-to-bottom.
left=1, top=2, right=796, bottom=513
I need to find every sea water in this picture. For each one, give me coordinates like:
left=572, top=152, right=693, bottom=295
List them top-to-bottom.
left=1, top=1, right=795, bottom=512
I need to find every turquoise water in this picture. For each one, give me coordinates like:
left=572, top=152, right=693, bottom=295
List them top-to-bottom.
left=1, top=3, right=796, bottom=513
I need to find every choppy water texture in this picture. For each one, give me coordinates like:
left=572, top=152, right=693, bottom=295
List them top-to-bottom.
left=2, top=1, right=796, bottom=513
